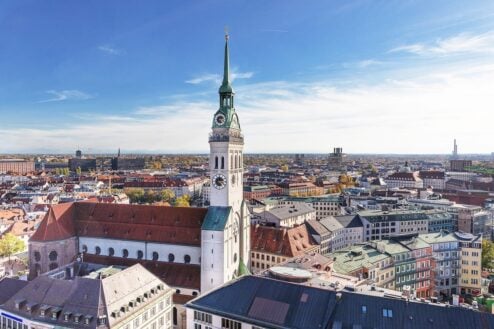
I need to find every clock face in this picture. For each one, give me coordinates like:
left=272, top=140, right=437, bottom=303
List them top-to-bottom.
left=215, top=114, right=226, bottom=126
left=213, top=174, right=227, bottom=189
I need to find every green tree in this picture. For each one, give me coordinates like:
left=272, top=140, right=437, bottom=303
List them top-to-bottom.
left=281, top=164, right=289, bottom=172
left=76, top=166, right=82, bottom=175
left=125, top=188, right=145, bottom=204
left=161, top=189, right=175, bottom=203
left=174, top=195, right=190, bottom=207
left=0, top=233, right=26, bottom=262
left=482, top=239, right=494, bottom=269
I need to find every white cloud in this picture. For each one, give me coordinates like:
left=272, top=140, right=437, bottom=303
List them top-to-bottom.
left=390, top=31, right=494, bottom=56
left=98, top=45, right=123, bottom=55
left=4, top=60, right=494, bottom=154
left=186, top=71, right=254, bottom=84
left=185, top=74, right=220, bottom=84
left=38, top=90, right=93, bottom=103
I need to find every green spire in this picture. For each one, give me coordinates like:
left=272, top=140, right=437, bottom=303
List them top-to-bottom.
left=219, top=32, right=233, bottom=94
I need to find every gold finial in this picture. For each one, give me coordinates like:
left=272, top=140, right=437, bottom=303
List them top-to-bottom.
left=224, top=26, right=229, bottom=40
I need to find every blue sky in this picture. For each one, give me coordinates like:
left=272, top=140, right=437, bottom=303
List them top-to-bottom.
left=1, top=0, right=494, bottom=154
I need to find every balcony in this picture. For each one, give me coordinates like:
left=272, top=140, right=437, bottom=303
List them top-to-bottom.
left=209, top=132, right=244, bottom=144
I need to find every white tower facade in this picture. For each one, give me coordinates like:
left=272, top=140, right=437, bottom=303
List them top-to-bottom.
left=200, top=33, right=251, bottom=293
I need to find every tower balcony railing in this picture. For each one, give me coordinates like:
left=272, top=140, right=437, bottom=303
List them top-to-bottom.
left=209, top=131, right=244, bottom=144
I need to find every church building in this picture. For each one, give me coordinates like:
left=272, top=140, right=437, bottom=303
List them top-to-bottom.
left=28, top=33, right=250, bottom=328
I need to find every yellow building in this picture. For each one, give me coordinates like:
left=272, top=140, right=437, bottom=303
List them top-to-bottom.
left=458, top=232, right=482, bottom=295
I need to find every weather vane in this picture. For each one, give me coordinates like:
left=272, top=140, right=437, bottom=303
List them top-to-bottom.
left=225, top=26, right=229, bottom=40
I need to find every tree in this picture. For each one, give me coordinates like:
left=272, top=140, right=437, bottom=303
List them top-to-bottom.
left=281, top=164, right=289, bottom=172
left=76, top=166, right=82, bottom=175
left=125, top=188, right=145, bottom=204
left=161, top=189, right=175, bottom=203
left=174, top=195, right=190, bottom=207
left=0, top=233, right=25, bottom=262
left=482, top=239, right=494, bottom=269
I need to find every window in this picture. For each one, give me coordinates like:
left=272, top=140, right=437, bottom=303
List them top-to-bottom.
left=215, top=156, right=218, bottom=169
left=221, top=157, right=225, bottom=169
left=82, top=245, right=88, bottom=253
left=95, top=246, right=101, bottom=255
left=108, top=247, right=115, bottom=256
left=122, top=249, right=129, bottom=258
left=49, top=250, right=58, bottom=261
left=137, top=250, right=144, bottom=259
left=34, top=251, right=41, bottom=262
left=169, top=253, right=175, bottom=262
left=184, top=254, right=191, bottom=264
left=362, top=305, right=367, bottom=314
left=173, top=307, right=178, bottom=326
left=383, top=309, right=393, bottom=318
left=194, top=311, right=212, bottom=324
left=134, top=317, right=140, bottom=328
left=221, top=318, right=242, bottom=329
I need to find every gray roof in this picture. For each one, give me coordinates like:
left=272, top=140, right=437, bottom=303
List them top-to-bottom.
left=263, top=203, right=315, bottom=221
left=335, top=215, right=363, bottom=228
left=318, top=216, right=344, bottom=232
left=0, top=264, right=170, bottom=329
left=187, top=275, right=494, bottom=329
left=0, top=278, right=28, bottom=305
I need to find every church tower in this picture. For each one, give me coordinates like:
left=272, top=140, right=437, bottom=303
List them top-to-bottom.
left=201, top=32, right=250, bottom=293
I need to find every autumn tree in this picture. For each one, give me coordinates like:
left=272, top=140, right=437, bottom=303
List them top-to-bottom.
left=125, top=188, right=145, bottom=204
left=161, top=189, right=175, bottom=203
left=174, top=195, right=190, bottom=207
left=0, top=233, right=25, bottom=262
left=482, top=239, right=494, bottom=269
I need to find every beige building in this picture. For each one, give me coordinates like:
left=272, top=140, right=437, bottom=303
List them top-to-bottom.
left=458, top=232, right=482, bottom=294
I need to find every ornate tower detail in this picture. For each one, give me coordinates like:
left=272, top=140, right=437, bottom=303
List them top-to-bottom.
left=201, top=32, right=250, bottom=293
left=209, top=32, right=244, bottom=208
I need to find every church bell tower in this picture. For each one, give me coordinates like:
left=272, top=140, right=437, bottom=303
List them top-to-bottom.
left=201, top=32, right=250, bottom=293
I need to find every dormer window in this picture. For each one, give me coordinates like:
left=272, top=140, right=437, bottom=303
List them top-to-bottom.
left=64, top=312, right=72, bottom=321
left=74, top=314, right=82, bottom=323
left=84, top=315, right=93, bottom=325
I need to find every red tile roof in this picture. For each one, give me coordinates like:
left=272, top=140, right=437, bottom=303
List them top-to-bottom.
left=30, top=202, right=207, bottom=246
left=29, top=203, right=75, bottom=242
left=251, top=224, right=318, bottom=258
left=82, top=253, right=201, bottom=290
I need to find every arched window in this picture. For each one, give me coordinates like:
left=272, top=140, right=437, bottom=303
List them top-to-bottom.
left=235, top=154, right=238, bottom=169
left=231, top=155, right=233, bottom=169
left=214, top=156, right=218, bottom=169
left=221, top=157, right=225, bottom=169
left=82, top=245, right=88, bottom=253
left=95, top=246, right=101, bottom=255
left=108, top=248, right=115, bottom=256
left=122, top=249, right=129, bottom=258
left=137, top=250, right=144, bottom=259
left=34, top=251, right=41, bottom=262
left=49, top=251, right=58, bottom=261
left=152, top=252, right=159, bottom=261
left=168, top=253, right=175, bottom=262
left=234, top=253, right=238, bottom=263
left=184, top=255, right=191, bottom=264
left=49, top=262, right=58, bottom=271
left=34, top=263, right=41, bottom=277
left=192, top=291, right=198, bottom=296
left=173, top=307, right=177, bottom=326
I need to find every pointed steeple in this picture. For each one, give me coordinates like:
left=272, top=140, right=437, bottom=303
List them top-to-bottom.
left=219, top=31, right=233, bottom=94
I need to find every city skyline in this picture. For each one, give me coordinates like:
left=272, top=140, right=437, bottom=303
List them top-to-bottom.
left=1, top=1, right=494, bottom=154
